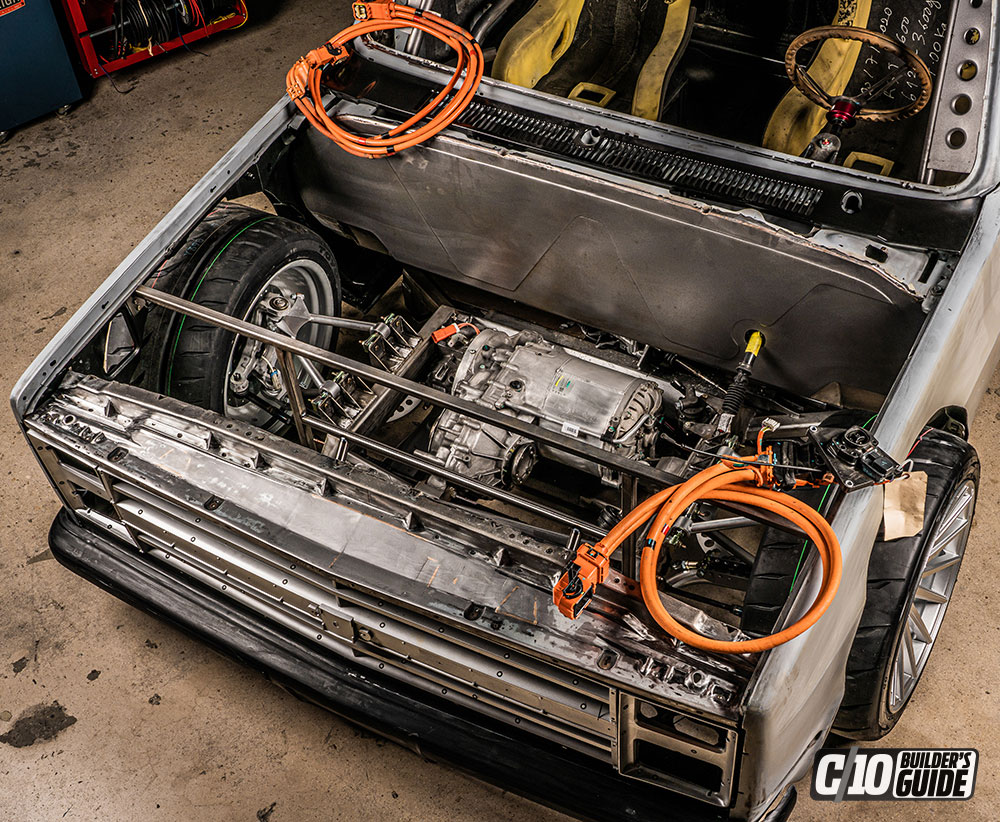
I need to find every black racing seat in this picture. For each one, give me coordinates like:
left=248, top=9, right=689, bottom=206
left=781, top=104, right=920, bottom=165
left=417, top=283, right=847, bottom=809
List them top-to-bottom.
left=492, top=0, right=695, bottom=121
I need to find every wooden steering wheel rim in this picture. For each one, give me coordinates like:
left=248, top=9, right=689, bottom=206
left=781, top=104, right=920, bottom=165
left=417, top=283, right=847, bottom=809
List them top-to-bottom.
left=785, top=25, right=934, bottom=122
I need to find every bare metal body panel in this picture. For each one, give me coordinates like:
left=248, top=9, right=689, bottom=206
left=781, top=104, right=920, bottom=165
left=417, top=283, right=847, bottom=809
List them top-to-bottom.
left=293, top=112, right=924, bottom=397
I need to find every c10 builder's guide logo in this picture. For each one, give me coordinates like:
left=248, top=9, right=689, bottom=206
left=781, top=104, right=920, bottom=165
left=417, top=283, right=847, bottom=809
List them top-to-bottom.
left=0, top=0, right=26, bottom=18
left=810, top=748, right=978, bottom=801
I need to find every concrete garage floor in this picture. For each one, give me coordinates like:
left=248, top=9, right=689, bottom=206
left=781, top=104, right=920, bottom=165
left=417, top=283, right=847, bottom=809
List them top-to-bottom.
left=1, top=3, right=998, bottom=819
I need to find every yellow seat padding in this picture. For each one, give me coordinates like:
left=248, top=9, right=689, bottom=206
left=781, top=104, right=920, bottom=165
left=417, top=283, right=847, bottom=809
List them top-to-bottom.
left=493, top=0, right=588, bottom=89
left=631, top=0, right=693, bottom=121
left=762, top=0, right=873, bottom=156
left=568, top=82, right=616, bottom=107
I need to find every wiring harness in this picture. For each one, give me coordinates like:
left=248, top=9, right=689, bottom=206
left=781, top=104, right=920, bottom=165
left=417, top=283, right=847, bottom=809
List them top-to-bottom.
left=287, top=1, right=484, bottom=157
left=554, top=459, right=843, bottom=654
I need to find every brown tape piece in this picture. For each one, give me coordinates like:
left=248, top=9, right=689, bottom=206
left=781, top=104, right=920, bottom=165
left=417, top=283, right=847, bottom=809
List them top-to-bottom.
left=882, top=470, right=928, bottom=541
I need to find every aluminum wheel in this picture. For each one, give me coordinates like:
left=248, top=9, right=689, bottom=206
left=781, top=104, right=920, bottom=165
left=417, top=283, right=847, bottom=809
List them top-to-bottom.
left=223, top=258, right=336, bottom=430
left=887, top=478, right=975, bottom=712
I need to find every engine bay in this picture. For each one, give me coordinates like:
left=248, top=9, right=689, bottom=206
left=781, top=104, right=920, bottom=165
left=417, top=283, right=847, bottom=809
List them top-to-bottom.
left=12, top=0, right=996, bottom=810
left=27, top=185, right=936, bottom=805
left=68, top=248, right=910, bottom=657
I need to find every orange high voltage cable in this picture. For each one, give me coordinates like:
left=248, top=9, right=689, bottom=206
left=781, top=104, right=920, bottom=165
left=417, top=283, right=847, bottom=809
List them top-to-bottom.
left=286, top=1, right=484, bottom=158
left=554, top=460, right=842, bottom=654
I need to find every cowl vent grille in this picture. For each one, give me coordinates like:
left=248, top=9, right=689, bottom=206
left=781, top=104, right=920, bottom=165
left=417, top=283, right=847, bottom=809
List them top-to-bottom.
left=457, top=101, right=823, bottom=217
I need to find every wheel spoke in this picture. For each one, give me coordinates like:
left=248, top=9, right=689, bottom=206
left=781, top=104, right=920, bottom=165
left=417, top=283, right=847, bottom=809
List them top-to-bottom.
left=859, top=63, right=910, bottom=106
left=795, top=65, right=832, bottom=105
left=933, top=485, right=973, bottom=535
left=927, top=513, right=970, bottom=559
left=921, top=555, right=962, bottom=578
left=914, top=585, right=948, bottom=604
left=909, top=605, right=933, bottom=644
left=903, top=624, right=917, bottom=677
left=892, top=647, right=905, bottom=701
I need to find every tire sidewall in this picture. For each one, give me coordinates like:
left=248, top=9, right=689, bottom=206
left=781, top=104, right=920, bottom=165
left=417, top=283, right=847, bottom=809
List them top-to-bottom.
left=137, top=204, right=272, bottom=392
left=164, top=216, right=340, bottom=423
left=872, top=443, right=980, bottom=734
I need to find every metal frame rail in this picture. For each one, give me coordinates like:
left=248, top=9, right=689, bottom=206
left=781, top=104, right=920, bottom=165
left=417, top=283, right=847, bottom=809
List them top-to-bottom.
left=134, top=285, right=804, bottom=557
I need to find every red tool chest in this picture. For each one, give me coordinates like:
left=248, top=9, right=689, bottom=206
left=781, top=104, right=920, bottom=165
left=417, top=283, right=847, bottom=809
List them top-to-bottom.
left=58, top=0, right=248, bottom=78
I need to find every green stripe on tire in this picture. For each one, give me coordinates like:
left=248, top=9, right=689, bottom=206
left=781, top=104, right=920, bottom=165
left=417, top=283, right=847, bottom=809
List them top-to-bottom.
left=164, top=216, right=273, bottom=395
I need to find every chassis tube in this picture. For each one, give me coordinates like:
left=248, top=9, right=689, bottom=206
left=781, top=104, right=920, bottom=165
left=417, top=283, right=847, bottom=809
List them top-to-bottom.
left=135, top=284, right=682, bottom=488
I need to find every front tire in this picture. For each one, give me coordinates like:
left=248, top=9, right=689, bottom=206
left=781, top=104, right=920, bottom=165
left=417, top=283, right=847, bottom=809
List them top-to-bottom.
left=142, top=204, right=341, bottom=432
left=741, top=429, right=978, bottom=739
left=835, top=430, right=978, bottom=739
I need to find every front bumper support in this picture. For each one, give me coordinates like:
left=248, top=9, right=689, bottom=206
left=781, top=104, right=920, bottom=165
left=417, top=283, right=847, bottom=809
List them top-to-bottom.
left=50, top=509, right=796, bottom=822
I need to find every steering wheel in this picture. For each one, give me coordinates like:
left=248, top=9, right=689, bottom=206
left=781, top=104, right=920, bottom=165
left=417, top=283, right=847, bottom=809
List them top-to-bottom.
left=785, top=25, right=934, bottom=123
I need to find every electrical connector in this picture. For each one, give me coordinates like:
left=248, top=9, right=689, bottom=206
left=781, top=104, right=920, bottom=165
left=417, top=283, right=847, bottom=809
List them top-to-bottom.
left=431, top=322, right=481, bottom=343
left=553, top=542, right=612, bottom=619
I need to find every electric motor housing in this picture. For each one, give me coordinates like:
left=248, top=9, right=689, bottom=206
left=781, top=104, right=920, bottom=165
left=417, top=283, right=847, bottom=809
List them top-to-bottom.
left=424, top=329, right=666, bottom=487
